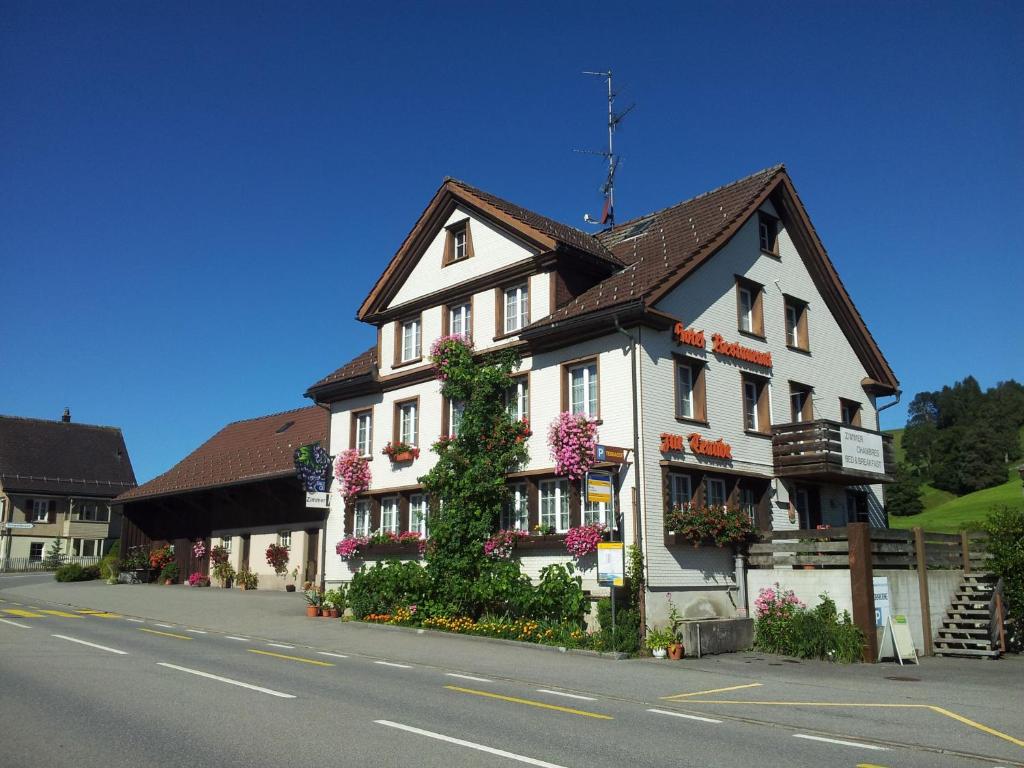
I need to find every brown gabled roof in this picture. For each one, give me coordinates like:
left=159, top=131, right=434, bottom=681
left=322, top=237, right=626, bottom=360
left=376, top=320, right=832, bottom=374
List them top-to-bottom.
left=357, top=177, right=619, bottom=320
left=117, top=406, right=326, bottom=503
left=0, top=414, right=136, bottom=497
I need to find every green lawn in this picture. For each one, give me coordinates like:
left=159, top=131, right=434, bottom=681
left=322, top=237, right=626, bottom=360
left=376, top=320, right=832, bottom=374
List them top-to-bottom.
left=890, top=466, right=1024, bottom=533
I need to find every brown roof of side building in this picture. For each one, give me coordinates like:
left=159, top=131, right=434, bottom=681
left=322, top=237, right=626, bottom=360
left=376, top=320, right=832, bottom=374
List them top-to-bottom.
left=117, top=405, right=327, bottom=503
left=0, top=414, right=137, bottom=497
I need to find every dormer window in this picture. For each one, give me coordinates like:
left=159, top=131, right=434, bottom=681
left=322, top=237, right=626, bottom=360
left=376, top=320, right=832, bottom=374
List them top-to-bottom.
left=443, top=220, right=474, bottom=265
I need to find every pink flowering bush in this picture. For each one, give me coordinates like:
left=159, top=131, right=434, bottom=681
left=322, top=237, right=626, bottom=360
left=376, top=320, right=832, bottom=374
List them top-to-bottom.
left=429, top=334, right=474, bottom=383
left=547, top=412, right=598, bottom=481
left=333, top=449, right=372, bottom=500
left=564, top=523, right=606, bottom=558
left=484, top=529, right=529, bottom=559
left=336, top=536, right=369, bottom=561
left=191, top=539, right=207, bottom=559
left=187, top=571, right=210, bottom=587
left=753, top=583, right=804, bottom=654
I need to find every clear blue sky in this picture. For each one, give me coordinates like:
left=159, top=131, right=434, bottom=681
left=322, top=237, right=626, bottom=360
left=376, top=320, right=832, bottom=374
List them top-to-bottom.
left=2, top=1, right=1021, bottom=483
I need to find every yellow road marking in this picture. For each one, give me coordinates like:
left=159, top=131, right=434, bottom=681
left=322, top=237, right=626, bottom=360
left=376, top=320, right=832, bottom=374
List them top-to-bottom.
left=2, top=609, right=44, bottom=618
left=39, top=610, right=82, bottom=618
left=76, top=610, right=102, bottom=614
left=91, top=613, right=121, bottom=619
left=138, top=628, right=192, bottom=641
left=248, top=649, right=334, bottom=666
left=662, top=683, right=763, bottom=700
left=445, top=685, right=613, bottom=720
left=684, top=699, right=1024, bottom=750
left=856, top=764, right=891, bottom=768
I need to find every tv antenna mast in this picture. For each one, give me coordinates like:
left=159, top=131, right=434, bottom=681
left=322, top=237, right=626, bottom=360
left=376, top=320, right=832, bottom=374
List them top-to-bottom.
left=578, top=69, right=634, bottom=227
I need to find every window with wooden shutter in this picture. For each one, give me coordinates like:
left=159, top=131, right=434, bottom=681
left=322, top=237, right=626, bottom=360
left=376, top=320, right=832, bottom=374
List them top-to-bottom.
left=758, top=213, right=779, bottom=256
left=443, top=219, right=474, bottom=266
left=736, top=277, right=765, bottom=337
left=784, top=295, right=809, bottom=351
left=673, top=355, right=707, bottom=423
left=741, top=374, right=771, bottom=435
left=789, top=382, right=814, bottom=422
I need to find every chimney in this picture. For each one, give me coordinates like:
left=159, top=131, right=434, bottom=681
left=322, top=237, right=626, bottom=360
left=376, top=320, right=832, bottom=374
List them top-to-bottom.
left=62, top=407, right=71, bottom=423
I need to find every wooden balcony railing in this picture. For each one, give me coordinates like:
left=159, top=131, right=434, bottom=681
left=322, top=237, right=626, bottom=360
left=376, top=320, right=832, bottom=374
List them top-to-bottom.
left=772, top=420, right=895, bottom=484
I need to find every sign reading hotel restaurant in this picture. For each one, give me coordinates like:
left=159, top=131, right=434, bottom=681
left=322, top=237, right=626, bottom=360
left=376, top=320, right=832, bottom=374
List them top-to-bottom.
left=672, top=323, right=706, bottom=349
left=711, top=333, right=772, bottom=368
left=840, top=427, right=885, bottom=474
left=595, top=444, right=627, bottom=464
left=586, top=471, right=613, bottom=504
left=597, top=542, right=625, bottom=587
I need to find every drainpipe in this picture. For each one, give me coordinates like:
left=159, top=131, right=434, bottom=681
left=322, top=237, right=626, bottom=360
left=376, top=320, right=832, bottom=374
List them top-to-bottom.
left=613, top=314, right=645, bottom=639
left=874, top=389, right=902, bottom=427
left=315, top=401, right=332, bottom=590
left=735, top=551, right=748, bottom=617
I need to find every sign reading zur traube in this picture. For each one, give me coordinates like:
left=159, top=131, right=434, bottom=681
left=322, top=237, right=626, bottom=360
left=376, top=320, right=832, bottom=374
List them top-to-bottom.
left=294, top=443, right=332, bottom=508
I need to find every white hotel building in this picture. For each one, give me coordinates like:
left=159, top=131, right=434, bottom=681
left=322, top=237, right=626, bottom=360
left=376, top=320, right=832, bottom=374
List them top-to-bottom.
left=305, top=166, right=899, bottom=621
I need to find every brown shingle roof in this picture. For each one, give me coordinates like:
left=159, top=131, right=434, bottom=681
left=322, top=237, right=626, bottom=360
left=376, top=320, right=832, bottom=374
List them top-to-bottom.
left=531, top=165, right=785, bottom=327
left=306, top=346, right=377, bottom=393
left=117, top=405, right=327, bottom=502
left=0, top=415, right=136, bottom=497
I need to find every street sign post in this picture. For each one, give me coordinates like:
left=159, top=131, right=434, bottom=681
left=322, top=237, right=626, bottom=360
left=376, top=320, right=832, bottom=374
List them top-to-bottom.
left=594, top=444, right=628, bottom=464
left=586, top=471, right=613, bottom=505
left=597, top=542, right=624, bottom=587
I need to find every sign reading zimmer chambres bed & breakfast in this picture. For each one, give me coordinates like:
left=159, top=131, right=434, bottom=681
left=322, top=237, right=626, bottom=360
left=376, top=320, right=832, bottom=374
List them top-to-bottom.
left=840, top=427, right=885, bottom=474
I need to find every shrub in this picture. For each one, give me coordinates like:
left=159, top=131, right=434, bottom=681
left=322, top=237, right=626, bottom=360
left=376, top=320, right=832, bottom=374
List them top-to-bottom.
left=984, top=505, right=1024, bottom=651
left=100, top=541, right=121, bottom=580
left=265, top=543, right=290, bottom=575
left=212, top=560, right=235, bottom=586
left=348, top=561, right=429, bottom=619
left=160, top=562, right=179, bottom=583
left=55, top=563, right=82, bottom=582
left=527, top=563, right=587, bottom=624
left=323, top=587, right=347, bottom=613
left=754, top=587, right=864, bottom=663
left=593, top=598, right=640, bottom=654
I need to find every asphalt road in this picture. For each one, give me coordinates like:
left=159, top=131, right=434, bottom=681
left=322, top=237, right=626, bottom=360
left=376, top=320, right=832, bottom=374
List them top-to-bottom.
left=1, top=574, right=1022, bottom=768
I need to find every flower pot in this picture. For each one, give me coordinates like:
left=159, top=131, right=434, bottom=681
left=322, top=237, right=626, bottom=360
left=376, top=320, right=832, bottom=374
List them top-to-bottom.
left=392, top=451, right=414, bottom=462
left=285, top=584, right=296, bottom=592
left=306, top=606, right=319, bottom=617
left=328, top=608, right=339, bottom=618
left=322, top=609, right=336, bottom=618
left=667, top=643, right=684, bottom=660
left=652, top=647, right=667, bottom=659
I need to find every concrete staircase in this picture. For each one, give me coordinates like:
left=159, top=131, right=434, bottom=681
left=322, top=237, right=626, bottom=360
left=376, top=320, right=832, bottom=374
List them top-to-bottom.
left=934, top=573, right=1001, bottom=659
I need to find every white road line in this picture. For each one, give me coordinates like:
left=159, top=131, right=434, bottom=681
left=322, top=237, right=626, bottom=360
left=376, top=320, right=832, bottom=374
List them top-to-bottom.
left=0, top=618, right=32, bottom=629
left=125, top=618, right=145, bottom=623
left=155, top=623, right=175, bottom=628
left=185, top=629, right=207, bottom=634
left=52, top=634, right=127, bottom=655
left=225, top=636, right=250, bottom=642
left=267, top=643, right=294, bottom=649
left=317, top=651, right=348, bottom=659
left=374, top=660, right=412, bottom=669
left=156, top=662, right=295, bottom=699
left=446, top=673, right=493, bottom=683
left=536, top=689, right=596, bottom=701
left=646, top=708, right=722, bottom=724
left=376, top=720, right=566, bottom=768
left=792, top=734, right=888, bottom=751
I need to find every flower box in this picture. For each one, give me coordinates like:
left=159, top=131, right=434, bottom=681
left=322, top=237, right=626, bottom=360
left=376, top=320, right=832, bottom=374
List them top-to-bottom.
left=391, top=451, right=414, bottom=463
left=515, top=534, right=568, bottom=552
left=365, top=541, right=421, bottom=557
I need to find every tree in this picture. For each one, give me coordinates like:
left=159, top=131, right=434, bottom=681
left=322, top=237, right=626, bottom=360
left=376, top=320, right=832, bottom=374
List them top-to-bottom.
left=902, top=421, right=938, bottom=478
left=885, top=463, right=924, bottom=517
left=42, top=538, right=63, bottom=569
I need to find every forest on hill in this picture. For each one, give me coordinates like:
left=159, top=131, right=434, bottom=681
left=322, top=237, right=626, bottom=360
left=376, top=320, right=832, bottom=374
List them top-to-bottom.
left=886, top=377, right=1024, bottom=518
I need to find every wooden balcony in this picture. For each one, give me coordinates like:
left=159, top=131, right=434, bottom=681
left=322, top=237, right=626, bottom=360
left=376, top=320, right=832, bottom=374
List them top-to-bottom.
left=772, top=420, right=895, bottom=484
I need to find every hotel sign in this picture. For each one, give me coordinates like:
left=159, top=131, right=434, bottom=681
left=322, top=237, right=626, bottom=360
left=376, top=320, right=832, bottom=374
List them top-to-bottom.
left=672, top=323, right=705, bottom=349
left=711, top=333, right=772, bottom=368
left=840, top=427, right=885, bottom=475
left=659, top=432, right=733, bottom=460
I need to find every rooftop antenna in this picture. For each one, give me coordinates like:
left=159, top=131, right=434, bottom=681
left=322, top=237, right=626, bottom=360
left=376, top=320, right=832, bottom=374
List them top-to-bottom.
left=578, top=69, right=634, bottom=227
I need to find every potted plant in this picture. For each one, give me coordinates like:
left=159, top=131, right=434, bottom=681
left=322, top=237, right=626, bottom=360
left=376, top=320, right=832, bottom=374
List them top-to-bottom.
left=547, top=411, right=598, bottom=481
left=382, top=441, right=420, bottom=463
left=333, top=448, right=372, bottom=501
left=266, top=543, right=290, bottom=584
left=212, top=560, right=235, bottom=588
left=160, top=562, right=179, bottom=585
left=286, top=565, right=300, bottom=592
left=235, top=567, right=258, bottom=590
left=303, top=586, right=323, bottom=617
left=322, top=588, right=345, bottom=618
left=666, top=593, right=685, bottom=660
left=645, top=626, right=675, bottom=659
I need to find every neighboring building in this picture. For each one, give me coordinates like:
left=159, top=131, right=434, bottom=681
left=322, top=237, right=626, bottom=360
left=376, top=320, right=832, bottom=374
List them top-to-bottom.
left=305, top=165, right=899, bottom=621
left=116, top=406, right=329, bottom=588
left=0, top=409, right=136, bottom=565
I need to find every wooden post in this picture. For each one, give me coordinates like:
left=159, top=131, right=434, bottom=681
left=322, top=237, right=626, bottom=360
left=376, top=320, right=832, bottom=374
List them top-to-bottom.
left=847, top=522, right=877, bottom=662
left=913, top=527, right=933, bottom=656
left=961, top=530, right=971, bottom=574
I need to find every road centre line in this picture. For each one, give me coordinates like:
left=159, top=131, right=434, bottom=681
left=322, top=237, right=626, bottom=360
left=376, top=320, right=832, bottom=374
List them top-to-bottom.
left=2, top=608, right=43, bottom=618
left=39, top=609, right=82, bottom=618
left=0, top=618, right=32, bottom=629
left=125, top=618, right=145, bottom=623
left=155, top=623, right=175, bottom=628
left=139, top=628, right=192, bottom=641
left=185, top=629, right=206, bottom=634
left=52, top=634, right=127, bottom=655
left=225, top=636, right=250, bottom=642
left=267, top=643, right=294, bottom=649
left=249, top=649, right=334, bottom=666
left=317, top=651, right=348, bottom=659
left=374, top=660, right=412, bottom=669
left=157, top=662, right=296, bottom=698
left=445, top=673, right=492, bottom=683
left=662, top=683, right=763, bottom=700
left=444, top=686, right=612, bottom=720
left=536, top=689, right=596, bottom=702
left=646, top=708, right=722, bottom=724
left=375, top=720, right=567, bottom=768
left=793, top=734, right=889, bottom=751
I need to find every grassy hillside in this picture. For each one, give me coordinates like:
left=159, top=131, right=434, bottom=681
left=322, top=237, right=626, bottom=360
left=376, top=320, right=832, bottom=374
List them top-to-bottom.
left=886, top=427, right=956, bottom=511
left=889, top=466, right=1023, bottom=533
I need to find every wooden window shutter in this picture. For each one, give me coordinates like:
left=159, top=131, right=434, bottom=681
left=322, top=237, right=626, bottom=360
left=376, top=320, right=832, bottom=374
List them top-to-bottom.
left=464, top=222, right=475, bottom=259
left=443, top=231, right=454, bottom=265
left=753, top=287, right=765, bottom=337
left=798, top=304, right=809, bottom=350
left=695, top=363, right=708, bottom=422
left=757, top=381, right=771, bottom=433
left=440, top=396, right=450, bottom=438
left=349, top=413, right=357, bottom=450
left=569, top=482, right=581, bottom=528
left=25, top=498, right=33, bottom=518
left=48, top=499, right=57, bottom=524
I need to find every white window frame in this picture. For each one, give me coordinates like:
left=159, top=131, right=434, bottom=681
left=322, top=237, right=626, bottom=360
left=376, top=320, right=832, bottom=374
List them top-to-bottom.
left=453, top=228, right=467, bottom=261
left=503, top=283, right=529, bottom=334
left=738, top=287, right=753, bottom=333
left=449, top=302, right=472, bottom=339
left=785, top=303, right=800, bottom=347
left=400, top=318, right=421, bottom=362
left=568, top=362, right=598, bottom=418
left=676, top=363, right=694, bottom=419
left=506, top=376, right=529, bottom=422
left=743, top=380, right=759, bottom=431
left=791, top=389, right=808, bottom=422
left=448, top=399, right=465, bottom=437
left=398, top=401, right=418, bottom=446
left=355, top=411, right=372, bottom=457
left=668, top=473, right=692, bottom=509
left=706, top=478, right=727, bottom=508
left=539, top=479, right=569, bottom=533
left=501, top=483, right=529, bottom=531
left=740, top=487, right=757, bottom=524
left=409, top=494, right=428, bottom=537
left=380, top=497, right=399, bottom=534
left=583, top=497, right=615, bottom=529
left=32, top=499, right=50, bottom=523
left=353, top=500, right=371, bottom=537
left=76, top=502, right=109, bottom=523
left=278, top=531, right=291, bottom=548
left=220, top=536, right=232, bottom=554
left=29, top=542, right=44, bottom=561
